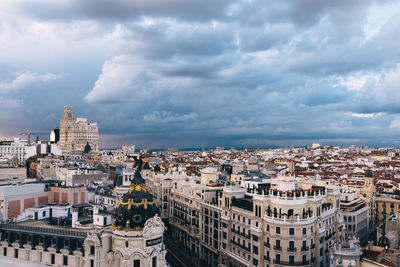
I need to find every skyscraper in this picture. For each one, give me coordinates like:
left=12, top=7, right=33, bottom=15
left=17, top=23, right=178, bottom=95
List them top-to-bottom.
left=59, top=106, right=99, bottom=156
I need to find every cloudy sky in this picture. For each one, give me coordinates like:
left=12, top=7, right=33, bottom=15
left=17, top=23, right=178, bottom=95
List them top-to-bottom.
left=1, top=0, right=400, bottom=149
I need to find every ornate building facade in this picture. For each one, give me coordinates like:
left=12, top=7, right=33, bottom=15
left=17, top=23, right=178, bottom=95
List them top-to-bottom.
left=59, top=106, right=99, bottom=156
left=0, top=159, right=167, bottom=267
left=162, top=172, right=344, bottom=267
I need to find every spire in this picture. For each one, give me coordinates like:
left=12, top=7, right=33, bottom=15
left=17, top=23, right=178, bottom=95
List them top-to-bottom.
left=131, top=156, right=146, bottom=185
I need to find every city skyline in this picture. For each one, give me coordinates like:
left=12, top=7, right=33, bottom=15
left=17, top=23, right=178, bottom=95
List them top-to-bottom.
left=1, top=1, right=400, bottom=149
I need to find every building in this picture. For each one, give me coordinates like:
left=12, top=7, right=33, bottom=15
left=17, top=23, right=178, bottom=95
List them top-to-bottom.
left=59, top=106, right=99, bottom=156
left=50, top=128, right=60, bottom=144
left=0, top=137, right=37, bottom=165
left=0, top=160, right=167, bottom=267
left=0, top=166, right=26, bottom=185
left=359, top=172, right=377, bottom=242
left=169, top=173, right=344, bottom=267
left=0, top=183, right=50, bottom=220
left=340, top=189, right=369, bottom=245
left=376, top=196, right=400, bottom=226
left=376, top=213, right=400, bottom=250
left=330, top=237, right=362, bottom=267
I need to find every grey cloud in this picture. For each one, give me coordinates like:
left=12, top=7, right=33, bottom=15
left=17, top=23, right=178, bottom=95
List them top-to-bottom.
left=2, top=0, right=400, bottom=148
left=18, top=0, right=234, bottom=22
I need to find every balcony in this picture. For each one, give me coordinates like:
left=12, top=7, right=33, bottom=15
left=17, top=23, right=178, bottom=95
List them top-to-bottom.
left=231, top=228, right=250, bottom=239
left=325, top=232, right=335, bottom=241
left=230, top=239, right=250, bottom=252
left=264, top=242, right=270, bottom=248
left=311, top=243, right=315, bottom=249
left=273, top=245, right=282, bottom=251
left=301, top=246, right=309, bottom=251
left=287, top=247, right=297, bottom=252
left=263, top=256, right=270, bottom=262
left=273, top=260, right=310, bottom=266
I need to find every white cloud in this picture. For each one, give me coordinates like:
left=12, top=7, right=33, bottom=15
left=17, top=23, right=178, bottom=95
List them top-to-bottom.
left=363, top=2, right=400, bottom=43
left=84, top=55, right=153, bottom=103
left=0, top=71, right=60, bottom=93
left=337, top=73, right=381, bottom=91
left=347, top=112, right=383, bottom=118
left=389, top=117, right=400, bottom=129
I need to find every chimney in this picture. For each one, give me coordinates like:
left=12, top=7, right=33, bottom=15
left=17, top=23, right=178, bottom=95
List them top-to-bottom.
left=72, top=208, right=78, bottom=228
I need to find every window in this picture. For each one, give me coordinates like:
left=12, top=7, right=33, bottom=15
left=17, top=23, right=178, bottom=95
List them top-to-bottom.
left=43, top=211, right=46, bottom=217
left=266, top=225, right=270, bottom=231
left=276, top=227, right=280, bottom=234
left=289, top=228, right=294, bottom=235
left=303, top=228, right=306, bottom=235
left=252, top=235, right=258, bottom=242
left=276, top=240, right=280, bottom=249
left=289, top=241, right=294, bottom=250
left=253, top=245, right=258, bottom=255
left=90, top=246, right=95, bottom=255
left=51, top=254, right=55, bottom=264
left=275, top=254, right=280, bottom=264
left=63, top=255, right=68, bottom=265
left=289, top=255, right=294, bottom=264
left=303, top=255, right=307, bottom=264
left=152, top=256, right=157, bottom=267
left=252, top=258, right=258, bottom=266
left=134, top=259, right=140, bottom=267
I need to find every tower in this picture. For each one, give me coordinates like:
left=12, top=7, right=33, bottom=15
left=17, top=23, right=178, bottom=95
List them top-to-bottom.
left=58, top=106, right=99, bottom=156
left=59, top=106, right=75, bottom=155
left=111, top=157, right=167, bottom=267
left=360, top=170, right=376, bottom=242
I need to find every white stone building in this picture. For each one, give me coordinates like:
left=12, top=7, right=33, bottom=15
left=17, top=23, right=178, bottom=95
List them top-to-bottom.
left=59, top=106, right=99, bottom=156
left=0, top=137, right=37, bottom=165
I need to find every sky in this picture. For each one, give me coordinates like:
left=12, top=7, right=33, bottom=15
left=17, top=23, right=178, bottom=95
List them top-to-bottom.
left=1, top=0, right=400, bottom=149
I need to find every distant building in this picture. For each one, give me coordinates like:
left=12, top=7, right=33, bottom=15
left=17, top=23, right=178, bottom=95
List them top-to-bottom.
left=59, top=106, right=99, bottom=156
left=49, top=128, right=60, bottom=144
left=0, top=137, right=37, bottom=165
left=311, top=143, right=321, bottom=149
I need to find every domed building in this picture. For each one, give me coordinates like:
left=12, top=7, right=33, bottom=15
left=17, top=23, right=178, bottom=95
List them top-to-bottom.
left=0, top=159, right=167, bottom=267
left=108, top=159, right=167, bottom=267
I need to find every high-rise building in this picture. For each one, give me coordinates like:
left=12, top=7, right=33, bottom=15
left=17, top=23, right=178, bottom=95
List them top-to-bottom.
left=59, top=106, right=99, bottom=155
left=49, top=128, right=60, bottom=144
